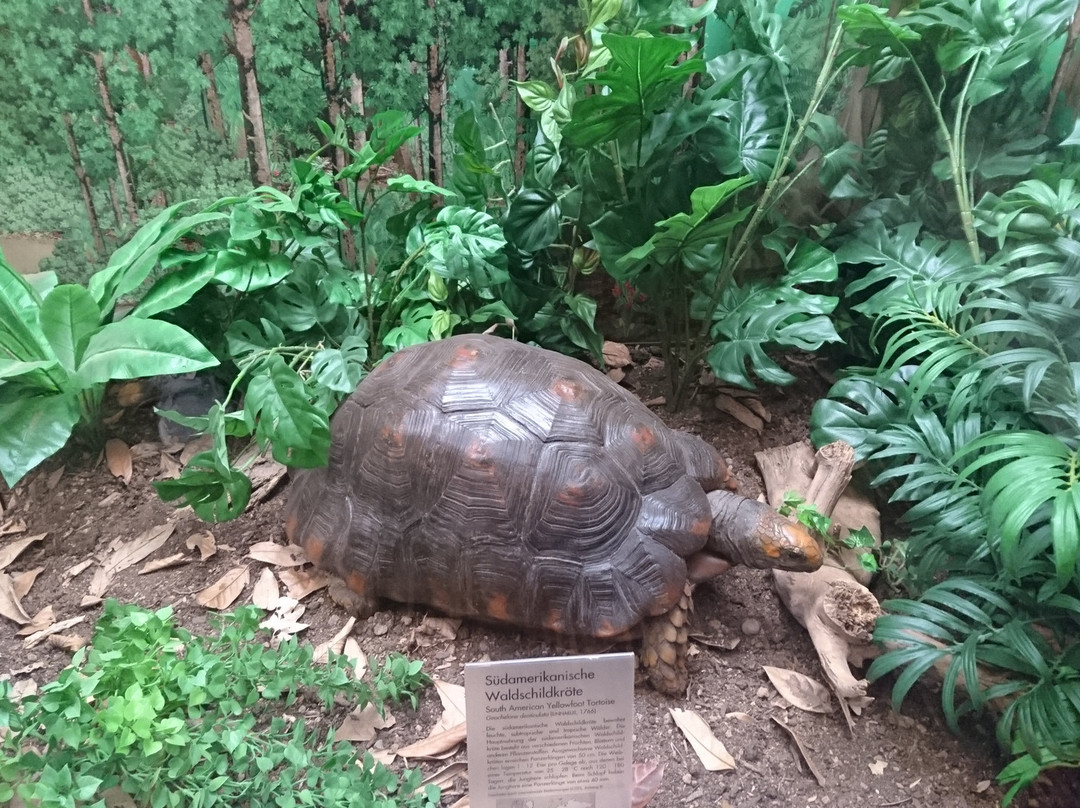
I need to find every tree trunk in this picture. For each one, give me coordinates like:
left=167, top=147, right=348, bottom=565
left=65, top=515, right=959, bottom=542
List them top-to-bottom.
left=82, top=0, right=138, bottom=226
left=227, top=0, right=271, bottom=187
left=315, top=0, right=356, bottom=265
left=426, top=0, right=444, bottom=187
left=514, top=44, right=527, bottom=182
left=127, top=46, right=152, bottom=79
left=498, top=47, right=509, bottom=101
left=200, top=52, right=227, bottom=139
left=349, top=73, right=367, bottom=151
left=62, top=114, right=105, bottom=257
left=108, top=179, right=123, bottom=231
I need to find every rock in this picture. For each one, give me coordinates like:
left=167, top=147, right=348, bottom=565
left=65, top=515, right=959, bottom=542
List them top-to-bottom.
left=602, top=340, right=633, bottom=368
left=741, top=617, right=762, bottom=636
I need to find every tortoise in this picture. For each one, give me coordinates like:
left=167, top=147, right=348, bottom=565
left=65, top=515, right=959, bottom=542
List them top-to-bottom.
left=284, top=334, right=822, bottom=694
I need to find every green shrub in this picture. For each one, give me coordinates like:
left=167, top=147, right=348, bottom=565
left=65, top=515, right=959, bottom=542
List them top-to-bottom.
left=811, top=2, right=1080, bottom=801
left=0, top=600, right=437, bottom=808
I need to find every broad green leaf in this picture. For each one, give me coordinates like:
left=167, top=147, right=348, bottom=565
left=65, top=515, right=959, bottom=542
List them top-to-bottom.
left=564, top=33, right=703, bottom=149
left=385, top=176, right=453, bottom=197
left=615, top=178, right=754, bottom=275
left=504, top=189, right=561, bottom=253
left=89, top=205, right=227, bottom=313
left=410, top=207, right=508, bottom=288
left=214, top=251, right=293, bottom=292
left=131, top=257, right=217, bottom=319
left=0, top=258, right=52, bottom=363
left=39, top=284, right=101, bottom=372
left=75, top=318, right=218, bottom=386
left=310, top=335, right=369, bottom=394
left=244, top=356, right=330, bottom=468
left=0, top=388, right=81, bottom=487
left=153, top=452, right=252, bottom=522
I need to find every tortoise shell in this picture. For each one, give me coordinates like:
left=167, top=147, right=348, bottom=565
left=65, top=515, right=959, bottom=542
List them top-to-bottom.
left=284, top=334, right=736, bottom=638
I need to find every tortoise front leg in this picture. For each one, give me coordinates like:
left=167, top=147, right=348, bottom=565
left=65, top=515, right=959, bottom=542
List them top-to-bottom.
left=639, top=582, right=692, bottom=695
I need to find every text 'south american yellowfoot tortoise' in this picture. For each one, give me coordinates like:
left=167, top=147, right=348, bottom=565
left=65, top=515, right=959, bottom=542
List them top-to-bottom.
left=284, top=334, right=822, bottom=694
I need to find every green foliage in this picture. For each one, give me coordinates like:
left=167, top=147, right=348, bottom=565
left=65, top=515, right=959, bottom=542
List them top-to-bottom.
left=509, top=0, right=844, bottom=406
left=810, top=2, right=1080, bottom=800
left=0, top=207, right=221, bottom=487
left=779, top=491, right=879, bottom=573
left=0, top=600, right=436, bottom=808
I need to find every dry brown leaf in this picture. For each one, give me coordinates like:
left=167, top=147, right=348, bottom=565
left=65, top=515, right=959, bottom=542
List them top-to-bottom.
left=602, top=340, right=633, bottom=368
left=114, top=381, right=146, bottom=407
left=714, top=394, right=764, bottom=432
left=644, top=395, right=666, bottom=407
left=742, top=396, right=771, bottom=423
left=179, top=434, right=214, bottom=465
left=105, top=438, right=133, bottom=483
left=158, top=453, right=182, bottom=479
left=45, top=466, right=65, bottom=491
left=98, top=491, right=122, bottom=508
left=0, top=518, right=27, bottom=536
left=89, top=523, right=175, bottom=598
left=185, top=531, right=217, bottom=561
left=0, top=533, right=46, bottom=570
left=248, top=541, right=309, bottom=567
left=139, top=553, right=190, bottom=574
left=65, top=558, right=94, bottom=579
left=12, top=566, right=43, bottom=599
left=196, top=566, right=250, bottom=610
left=278, top=567, right=330, bottom=600
left=251, top=568, right=280, bottom=610
left=0, top=573, right=31, bottom=624
left=259, top=598, right=308, bottom=643
left=16, top=605, right=55, bottom=636
left=24, top=615, right=86, bottom=648
left=313, top=616, right=357, bottom=663
left=48, top=633, right=88, bottom=652
left=344, top=637, right=368, bottom=679
left=763, top=666, right=833, bottom=714
left=10, top=678, right=39, bottom=700
left=433, top=679, right=467, bottom=731
left=336, top=702, right=395, bottom=742
left=668, top=708, right=735, bottom=771
left=396, top=721, right=467, bottom=760
left=370, top=749, right=396, bottom=766
left=868, top=758, right=888, bottom=776
left=632, top=760, right=665, bottom=808
left=419, top=761, right=468, bottom=790
left=102, top=785, right=138, bottom=807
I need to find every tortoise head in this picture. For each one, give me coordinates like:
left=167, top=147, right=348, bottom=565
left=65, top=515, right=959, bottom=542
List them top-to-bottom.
left=704, top=489, right=823, bottom=572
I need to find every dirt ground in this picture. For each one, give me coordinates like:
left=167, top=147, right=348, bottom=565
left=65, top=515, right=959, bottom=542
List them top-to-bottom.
left=0, top=348, right=1071, bottom=808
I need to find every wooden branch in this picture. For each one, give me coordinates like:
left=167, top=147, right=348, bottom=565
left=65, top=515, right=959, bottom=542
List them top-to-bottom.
left=756, top=441, right=882, bottom=705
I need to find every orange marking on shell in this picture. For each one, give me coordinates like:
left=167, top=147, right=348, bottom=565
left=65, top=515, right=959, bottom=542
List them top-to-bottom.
left=450, top=346, right=480, bottom=367
left=552, top=379, right=583, bottom=401
left=378, top=423, right=405, bottom=449
left=631, top=424, right=657, bottom=452
left=464, top=440, right=495, bottom=472
left=557, top=484, right=586, bottom=506
left=284, top=514, right=299, bottom=542
left=690, top=518, right=711, bottom=538
left=302, top=535, right=326, bottom=563
left=346, top=571, right=367, bottom=596
left=487, top=593, right=510, bottom=621
left=543, top=609, right=564, bottom=632
left=595, top=619, right=619, bottom=638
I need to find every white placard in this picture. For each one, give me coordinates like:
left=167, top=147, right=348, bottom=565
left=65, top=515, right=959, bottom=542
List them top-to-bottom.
left=464, top=653, right=634, bottom=808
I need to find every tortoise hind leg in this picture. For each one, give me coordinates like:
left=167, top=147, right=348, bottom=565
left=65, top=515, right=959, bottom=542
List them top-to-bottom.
left=328, top=578, right=379, bottom=618
left=639, top=582, right=692, bottom=695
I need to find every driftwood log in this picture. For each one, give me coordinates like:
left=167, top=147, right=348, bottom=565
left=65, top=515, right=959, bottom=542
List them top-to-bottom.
left=756, top=441, right=882, bottom=707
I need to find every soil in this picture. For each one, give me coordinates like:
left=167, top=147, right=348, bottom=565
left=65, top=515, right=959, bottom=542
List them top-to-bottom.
left=0, top=349, right=1070, bottom=808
